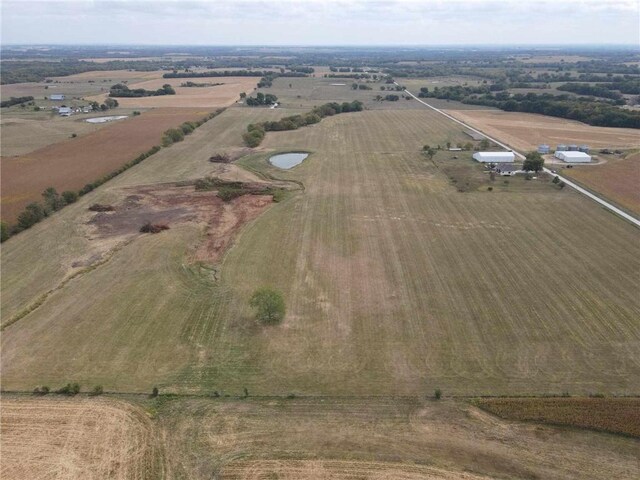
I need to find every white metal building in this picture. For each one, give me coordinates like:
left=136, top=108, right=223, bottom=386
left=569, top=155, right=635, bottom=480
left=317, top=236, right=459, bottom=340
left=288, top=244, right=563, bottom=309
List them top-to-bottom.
left=50, top=94, right=65, bottom=101
left=58, top=107, right=72, bottom=116
left=472, top=151, right=515, bottom=163
left=554, top=151, right=591, bottom=163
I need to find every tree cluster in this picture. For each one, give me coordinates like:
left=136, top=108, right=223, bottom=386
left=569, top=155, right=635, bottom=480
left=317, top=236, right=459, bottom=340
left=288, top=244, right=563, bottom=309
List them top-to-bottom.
left=109, top=83, right=175, bottom=97
left=245, top=92, right=278, bottom=106
left=1, top=96, right=34, bottom=108
left=242, top=101, right=364, bottom=148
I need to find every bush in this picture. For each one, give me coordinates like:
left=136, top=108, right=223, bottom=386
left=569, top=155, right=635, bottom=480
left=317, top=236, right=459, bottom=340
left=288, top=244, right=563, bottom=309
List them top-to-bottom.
left=133, top=110, right=141, bottom=116
left=209, top=153, right=231, bottom=163
left=217, top=185, right=245, bottom=202
left=487, top=186, right=493, bottom=191
left=62, top=190, right=78, bottom=204
left=17, top=202, right=46, bottom=230
left=89, top=203, right=115, bottom=212
left=0, top=222, right=9, bottom=242
left=140, top=222, right=170, bottom=234
left=249, top=287, right=286, bottom=324
left=56, top=383, right=80, bottom=395
left=90, top=385, right=104, bottom=396
left=33, top=386, right=50, bottom=395
left=151, top=386, right=159, bottom=398
left=434, top=388, right=442, bottom=400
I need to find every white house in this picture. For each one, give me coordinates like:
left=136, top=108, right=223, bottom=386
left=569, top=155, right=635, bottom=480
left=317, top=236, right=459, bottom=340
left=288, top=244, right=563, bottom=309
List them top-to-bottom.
left=50, top=94, right=65, bottom=101
left=58, top=106, right=72, bottom=116
left=473, top=151, right=515, bottom=163
left=554, top=151, right=591, bottom=163
left=494, top=164, right=521, bottom=176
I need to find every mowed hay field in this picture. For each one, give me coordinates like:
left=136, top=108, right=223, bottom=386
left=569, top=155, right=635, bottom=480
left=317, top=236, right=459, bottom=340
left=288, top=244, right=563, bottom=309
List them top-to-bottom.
left=85, top=76, right=258, bottom=108
left=2, top=104, right=639, bottom=396
left=1, top=107, right=210, bottom=222
left=442, top=108, right=640, bottom=151
left=563, top=152, right=640, bottom=216
left=0, top=396, right=161, bottom=480
left=158, top=397, right=640, bottom=480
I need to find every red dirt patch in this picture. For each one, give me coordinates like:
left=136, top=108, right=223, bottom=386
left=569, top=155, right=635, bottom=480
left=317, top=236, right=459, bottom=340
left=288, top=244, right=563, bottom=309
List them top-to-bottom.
left=1, top=108, right=211, bottom=223
left=89, top=182, right=272, bottom=263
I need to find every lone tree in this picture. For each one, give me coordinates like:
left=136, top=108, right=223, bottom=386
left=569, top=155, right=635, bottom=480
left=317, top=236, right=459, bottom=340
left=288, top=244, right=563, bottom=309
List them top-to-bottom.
left=422, top=144, right=437, bottom=161
left=523, top=151, right=545, bottom=172
left=249, top=287, right=285, bottom=324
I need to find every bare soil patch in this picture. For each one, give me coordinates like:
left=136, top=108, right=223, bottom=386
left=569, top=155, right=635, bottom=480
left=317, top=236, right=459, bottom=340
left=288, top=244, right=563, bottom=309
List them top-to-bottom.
left=1, top=108, right=210, bottom=223
left=444, top=109, right=640, bottom=151
left=88, top=182, right=273, bottom=263
left=0, top=396, right=160, bottom=480
left=475, top=397, right=640, bottom=438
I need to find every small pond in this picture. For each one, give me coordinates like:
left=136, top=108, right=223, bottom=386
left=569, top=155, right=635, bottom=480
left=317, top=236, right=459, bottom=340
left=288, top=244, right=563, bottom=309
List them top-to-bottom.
left=269, top=152, right=309, bottom=169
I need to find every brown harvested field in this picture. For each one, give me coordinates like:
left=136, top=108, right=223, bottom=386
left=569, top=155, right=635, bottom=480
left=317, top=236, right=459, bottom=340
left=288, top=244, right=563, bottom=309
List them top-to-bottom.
left=85, top=76, right=258, bottom=108
left=1, top=107, right=211, bottom=223
left=443, top=109, right=640, bottom=151
left=563, top=152, right=640, bottom=216
left=0, top=396, right=160, bottom=480
left=159, top=397, right=640, bottom=480
left=475, top=397, right=640, bottom=438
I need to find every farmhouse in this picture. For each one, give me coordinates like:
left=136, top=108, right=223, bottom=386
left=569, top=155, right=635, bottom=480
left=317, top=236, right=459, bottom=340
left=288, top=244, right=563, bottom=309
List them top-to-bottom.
left=49, top=94, right=65, bottom=101
left=473, top=151, right=516, bottom=163
left=555, top=151, right=591, bottom=163
left=494, top=164, right=520, bottom=176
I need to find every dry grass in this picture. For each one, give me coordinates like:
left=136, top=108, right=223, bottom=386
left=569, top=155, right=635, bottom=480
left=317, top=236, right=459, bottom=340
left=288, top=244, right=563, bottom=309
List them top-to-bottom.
left=85, top=76, right=258, bottom=108
left=1, top=107, right=210, bottom=222
left=443, top=109, right=640, bottom=151
left=563, top=152, right=640, bottom=216
left=0, top=396, right=161, bottom=480
left=158, top=397, right=640, bottom=480
left=475, top=397, right=640, bottom=438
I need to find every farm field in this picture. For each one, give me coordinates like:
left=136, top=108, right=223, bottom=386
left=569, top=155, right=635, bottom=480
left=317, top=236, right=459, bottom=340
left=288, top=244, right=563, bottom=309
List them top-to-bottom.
left=85, top=76, right=259, bottom=108
left=2, top=104, right=639, bottom=396
left=0, top=107, right=211, bottom=222
left=442, top=108, right=640, bottom=151
left=562, top=152, right=640, bottom=216
left=3, top=395, right=637, bottom=480
left=0, top=396, right=161, bottom=480
left=156, top=396, right=640, bottom=479
left=475, top=397, right=640, bottom=437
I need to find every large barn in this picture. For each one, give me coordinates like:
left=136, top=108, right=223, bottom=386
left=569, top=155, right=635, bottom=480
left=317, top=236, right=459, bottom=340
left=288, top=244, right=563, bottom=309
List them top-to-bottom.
left=472, top=151, right=516, bottom=163
left=555, top=151, right=591, bottom=163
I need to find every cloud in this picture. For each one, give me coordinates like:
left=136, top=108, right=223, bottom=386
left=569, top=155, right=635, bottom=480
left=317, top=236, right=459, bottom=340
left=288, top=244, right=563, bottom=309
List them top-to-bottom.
left=1, top=0, right=638, bottom=45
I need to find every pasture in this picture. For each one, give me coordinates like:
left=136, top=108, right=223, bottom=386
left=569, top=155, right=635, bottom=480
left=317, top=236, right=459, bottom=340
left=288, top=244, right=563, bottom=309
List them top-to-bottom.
left=2, top=103, right=639, bottom=397
left=1, top=107, right=210, bottom=222
left=442, top=108, right=640, bottom=151
left=563, top=152, right=640, bottom=216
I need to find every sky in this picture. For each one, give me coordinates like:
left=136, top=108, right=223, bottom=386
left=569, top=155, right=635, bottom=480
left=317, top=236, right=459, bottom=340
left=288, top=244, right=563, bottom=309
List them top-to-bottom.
left=1, top=0, right=639, bottom=46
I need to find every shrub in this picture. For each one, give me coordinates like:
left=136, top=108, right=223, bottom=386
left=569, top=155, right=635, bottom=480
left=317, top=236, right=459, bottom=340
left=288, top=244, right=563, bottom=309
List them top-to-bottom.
left=133, top=110, right=141, bottom=116
left=71, top=133, right=77, bottom=138
left=209, top=153, right=231, bottom=163
left=217, top=185, right=245, bottom=202
left=62, top=190, right=78, bottom=204
left=17, top=202, right=46, bottom=230
left=88, top=203, right=115, bottom=212
left=0, top=222, right=9, bottom=242
left=140, top=222, right=170, bottom=233
left=249, top=287, right=286, bottom=324
left=56, top=383, right=80, bottom=395
left=90, top=385, right=104, bottom=396
left=33, top=386, right=50, bottom=395
left=151, top=386, right=159, bottom=398
left=434, top=388, right=442, bottom=400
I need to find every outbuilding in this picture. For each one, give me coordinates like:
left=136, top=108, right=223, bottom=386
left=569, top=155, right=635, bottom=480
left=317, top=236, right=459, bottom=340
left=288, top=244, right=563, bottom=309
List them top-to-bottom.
left=50, top=94, right=65, bottom=101
left=58, top=106, right=72, bottom=116
left=537, top=144, right=550, bottom=154
left=473, top=151, right=515, bottom=163
left=555, top=151, right=591, bottom=163
left=494, top=164, right=520, bottom=176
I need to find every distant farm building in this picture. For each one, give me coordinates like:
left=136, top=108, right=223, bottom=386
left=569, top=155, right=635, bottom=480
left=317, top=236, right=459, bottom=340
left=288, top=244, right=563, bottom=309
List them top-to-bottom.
left=50, top=94, right=65, bottom=101
left=58, top=107, right=72, bottom=116
left=537, top=144, right=550, bottom=154
left=556, top=144, right=568, bottom=152
left=567, top=144, right=578, bottom=151
left=578, top=145, right=590, bottom=153
left=448, top=147, right=462, bottom=151
left=473, top=151, right=516, bottom=163
left=555, top=151, right=591, bottom=163
left=494, top=164, right=520, bottom=176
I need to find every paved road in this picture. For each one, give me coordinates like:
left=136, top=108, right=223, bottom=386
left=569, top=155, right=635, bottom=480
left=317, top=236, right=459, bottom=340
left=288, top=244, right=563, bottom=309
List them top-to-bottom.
left=399, top=84, right=640, bottom=228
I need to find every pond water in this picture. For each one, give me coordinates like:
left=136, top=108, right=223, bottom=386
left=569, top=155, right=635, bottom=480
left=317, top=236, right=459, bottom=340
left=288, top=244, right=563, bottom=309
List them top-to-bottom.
left=269, top=152, right=308, bottom=169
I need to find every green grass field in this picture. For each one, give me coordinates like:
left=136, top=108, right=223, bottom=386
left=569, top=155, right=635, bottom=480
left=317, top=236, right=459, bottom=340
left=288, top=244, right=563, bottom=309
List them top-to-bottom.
left=2, top=95, right=638, bottom=396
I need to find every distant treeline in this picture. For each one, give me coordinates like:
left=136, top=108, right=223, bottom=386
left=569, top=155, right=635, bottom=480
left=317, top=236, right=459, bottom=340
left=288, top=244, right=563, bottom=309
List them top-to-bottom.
left=163, top=70, right=309, bottom=79
left=325, top=73, right=372, bottom=79
left=180, top=81, right=224, bottom=87
left=109, top=83, right=176, bottom=97
left=418, top=86, right=640, bottom=128
left=1, top=96, right=34, bottom=108
left=243, top=101, right=364, bottom=148
left=1, top=109, right=224, bottom=242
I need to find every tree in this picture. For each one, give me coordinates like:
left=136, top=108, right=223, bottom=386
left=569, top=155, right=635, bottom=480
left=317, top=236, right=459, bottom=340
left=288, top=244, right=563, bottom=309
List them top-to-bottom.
left=239, top=92, right=247, bottom=100
left=479, top=138, right=490, bottom=150
left=422, top=144, right=437, bottom=161
left=523, top=151, right=545, bottom=172
left=17, top=202, right=46, bottom=230
left=0, top=222, right=9, bottom=242
left=249, top=287, right=286, bottom=324
left=90, top=385, right=103, bottom=396
left=151, top=386, right=159, bottom=398
left=434, top=388, right=442, bottom=400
